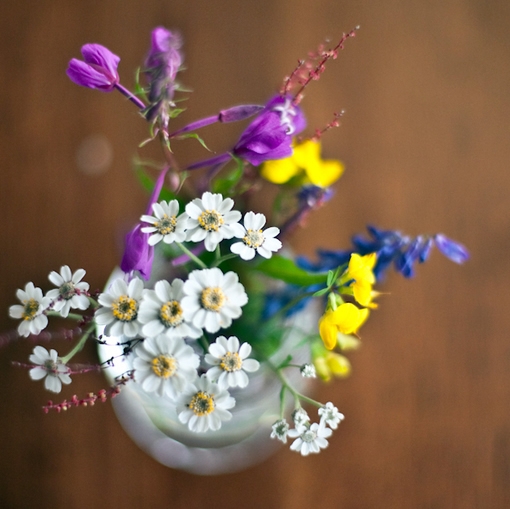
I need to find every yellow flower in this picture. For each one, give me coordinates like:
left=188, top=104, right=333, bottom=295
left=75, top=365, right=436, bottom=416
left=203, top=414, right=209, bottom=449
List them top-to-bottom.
left=261, top=140, right=344, bottom=188
left=344, top=253, right=377, bottom=307
left=318, top=302, right=369, bottom=350
left=313, top=351, right=352, bottom=381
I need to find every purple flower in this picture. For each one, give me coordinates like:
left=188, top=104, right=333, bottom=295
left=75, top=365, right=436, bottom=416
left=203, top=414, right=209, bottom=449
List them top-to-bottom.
left=144, top=27, right=184, bottom=128
left=145, top=27, right=182, bottom=82
left=67, top=44, right=120, bottom=92
left=184, top=94, right=307, bottom=171
left=233, top=95, right=306, bottom=166
left=264, top=95, right=307, bottom=135
left=120, top=166, right=169, bottom=280
left=120, top=225, right=154, bottom=280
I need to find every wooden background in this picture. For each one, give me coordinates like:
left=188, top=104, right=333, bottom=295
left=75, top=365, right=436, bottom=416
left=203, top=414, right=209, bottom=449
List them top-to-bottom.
left=1, top=0, right=509, bottom=507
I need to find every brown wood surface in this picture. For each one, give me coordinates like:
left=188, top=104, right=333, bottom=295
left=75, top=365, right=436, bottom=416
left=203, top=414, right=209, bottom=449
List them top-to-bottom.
left=1, top=1, right=509, bottom=508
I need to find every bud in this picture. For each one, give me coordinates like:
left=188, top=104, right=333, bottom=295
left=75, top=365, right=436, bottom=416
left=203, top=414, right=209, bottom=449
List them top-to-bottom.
left=67, top=44, right=120, bottom=92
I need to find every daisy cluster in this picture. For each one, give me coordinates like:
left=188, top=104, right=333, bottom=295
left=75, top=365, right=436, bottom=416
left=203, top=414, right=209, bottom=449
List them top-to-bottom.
left=8, top=25, right=468, bottom=458
left=10, top=192, right=282, bottom=433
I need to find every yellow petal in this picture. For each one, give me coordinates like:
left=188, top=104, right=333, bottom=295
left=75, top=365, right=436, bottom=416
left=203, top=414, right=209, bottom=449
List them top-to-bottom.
left=292, top=140, right=321, bottom=168
left=260, top=157, right=299, bottom=184
left=306, top=159, right=345, bottom=188
left=348, top=253, right=376, bottom=285
left=353, top=281, right=373, bottom=307
left=330, top=303, right=369, bottom=335
left=319, top=311, right=339, bottom=350
left=337, top=333, right=362, bottom=351
left=326, top=352, right=351, bottom=378
left=313, top=356, right=332, bottom=381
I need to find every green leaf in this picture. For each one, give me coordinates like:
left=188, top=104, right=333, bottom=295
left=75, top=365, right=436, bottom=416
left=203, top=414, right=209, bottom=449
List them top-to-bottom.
left=169, top=107, right=186, bottom=119
left=176, top=132, right=211, bottom=151
left=211, top=159, right=244, bottom=196
left=134, top=166, right=177, bottom=203
left=255, top=256, right=328, bottom=286
left=313, top=287, right=330, bottom=297
left=276, top=354, right=293, bottom=369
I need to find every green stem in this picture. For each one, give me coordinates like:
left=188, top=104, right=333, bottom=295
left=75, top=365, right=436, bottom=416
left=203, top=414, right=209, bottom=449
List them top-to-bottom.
left=176, top=242, right=207, bottom=269
left=215, top=244, right=221, bottom=261
left=212, top=253, right=238, bottom=267
left=268, top=289, right=318, bottom=322
left=88, top=296, right=99, bottom=309
left=46, top=311, right=84, bottom=321
left=60, top=322, right=96, bottom=364
left=198, top=334, right=210, bottom=354
left=268, top=359, right=322, bottom=409
left=279, top=385, right=286, bottom=419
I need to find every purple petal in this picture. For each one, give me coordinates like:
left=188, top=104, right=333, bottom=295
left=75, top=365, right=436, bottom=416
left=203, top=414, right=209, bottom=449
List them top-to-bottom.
left=67, top=43, right=120, bottom=91
left=81, top=44, right=120, bottom=80
left=120, top=225, right=154, bottom=280
left=434, top=234, right=470, bottom=264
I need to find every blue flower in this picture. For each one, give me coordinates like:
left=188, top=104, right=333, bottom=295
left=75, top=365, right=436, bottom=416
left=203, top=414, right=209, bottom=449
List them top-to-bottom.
left=299, top=225, right=469, bottom=281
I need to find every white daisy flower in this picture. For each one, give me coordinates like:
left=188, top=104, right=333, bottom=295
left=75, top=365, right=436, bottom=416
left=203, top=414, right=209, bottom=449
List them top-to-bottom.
left=185, top=192, right=244, bottom=252
left=140, top=200, right=188, bottom=246
left=230, top=211, right=282, bottom=260
left=46, top=266, right=90, bottom=318
left=181, top=268, right=248, bottom=333
left=95, top=277, right=144, bottom=337
left=138, top=279, right=202, bottom=339
left=9, top=282, right=50, bottom=337
left=133, top=335, right=200, bottom=399
left=205, top=335, right=260, bottom=390
left=28, top=346, right=72, bottom=393
left=300, top=363, right=317, bottom=378
left=177, top=375, right=235, bottom=433
left=318, top=402, right=345, bottom=430
left=292, top=407, right=310, bottom=427
left=270, top=418, right=290, bottom=444
left=288, top=422, right=333, bottom=456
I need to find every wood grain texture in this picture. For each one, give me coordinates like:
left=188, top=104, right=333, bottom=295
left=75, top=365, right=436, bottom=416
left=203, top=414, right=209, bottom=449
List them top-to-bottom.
left=1, top=1, right=509, bottom=508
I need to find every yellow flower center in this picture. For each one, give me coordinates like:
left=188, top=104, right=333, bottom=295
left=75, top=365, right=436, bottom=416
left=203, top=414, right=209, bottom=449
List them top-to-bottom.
left=198, top=210, right=224, bottom=232
left=155, top=214, right=177, bottom=235
left=243, top=229, right=264, bottom=249
left=200, top=287, right=225, bottom=311
left=111, top=296, right=138, bottom=322
left=22, top=299, right=39, bottom=321
left=160, top=300, right=183, bottom=327
left=220, top=352, right=242, bottom=372
left=151, top=354, right=177, bottom=378
left=189, top=391, right=215, bottom=416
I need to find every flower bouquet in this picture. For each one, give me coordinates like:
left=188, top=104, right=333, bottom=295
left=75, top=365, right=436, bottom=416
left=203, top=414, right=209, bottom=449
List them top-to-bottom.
left=8, top=26, right=468, bottom=473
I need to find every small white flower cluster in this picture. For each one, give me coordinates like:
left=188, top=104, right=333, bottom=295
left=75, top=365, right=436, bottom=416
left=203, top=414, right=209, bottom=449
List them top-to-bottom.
left=140, top=192, right=282, bottom=259
left=8, top=266, right=91, bottom=392
left=9, top=266, right=90, bottom=339
left=271, top=402, right=344, bottom=456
